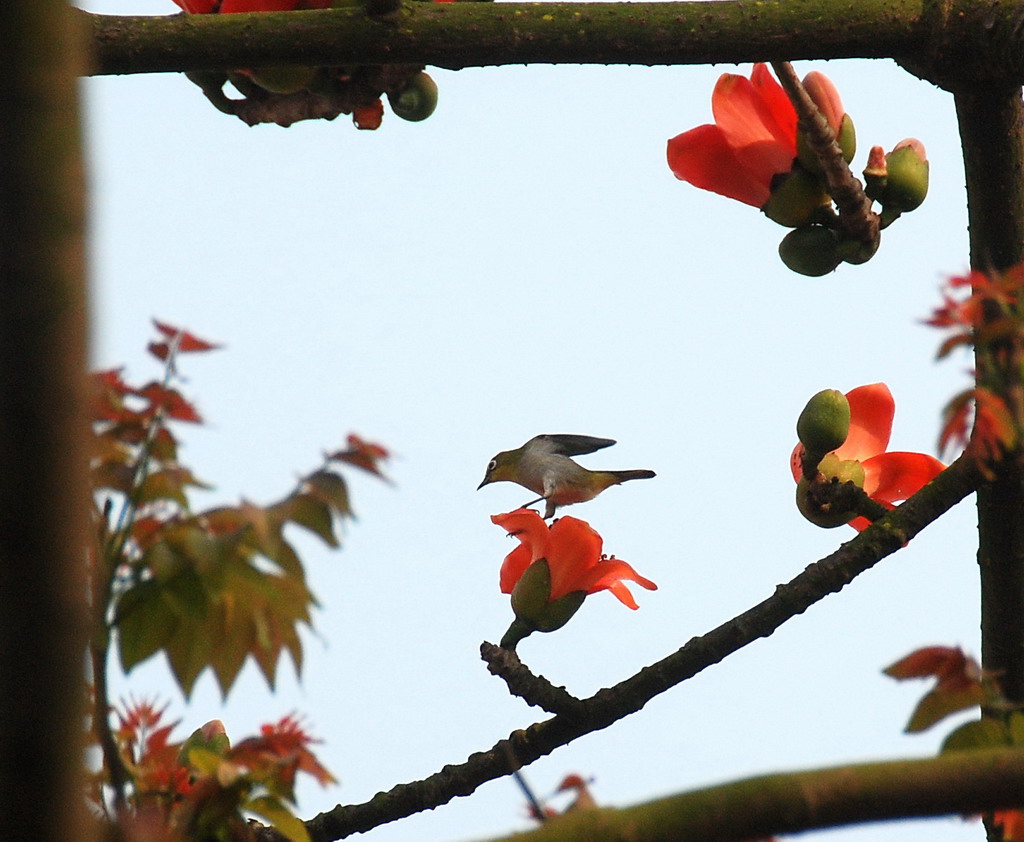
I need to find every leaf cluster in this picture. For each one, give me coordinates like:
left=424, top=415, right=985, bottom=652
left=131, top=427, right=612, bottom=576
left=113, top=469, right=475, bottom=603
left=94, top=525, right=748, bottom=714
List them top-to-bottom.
left=88, top=322, right=389, bottom=698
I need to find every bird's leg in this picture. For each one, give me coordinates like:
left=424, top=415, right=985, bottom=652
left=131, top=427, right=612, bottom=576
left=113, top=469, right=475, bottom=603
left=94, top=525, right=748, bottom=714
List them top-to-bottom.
left=518, top=496, right=552, bottom=515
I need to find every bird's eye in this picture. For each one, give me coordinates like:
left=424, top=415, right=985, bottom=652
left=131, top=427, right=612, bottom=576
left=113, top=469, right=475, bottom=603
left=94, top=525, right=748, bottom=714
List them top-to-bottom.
left=487, top=459, right=497, bottom=472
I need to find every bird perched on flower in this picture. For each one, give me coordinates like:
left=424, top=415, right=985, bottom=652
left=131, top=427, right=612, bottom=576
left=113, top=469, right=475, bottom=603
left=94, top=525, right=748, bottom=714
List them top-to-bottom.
left=478, top=434, right=655, bottom=519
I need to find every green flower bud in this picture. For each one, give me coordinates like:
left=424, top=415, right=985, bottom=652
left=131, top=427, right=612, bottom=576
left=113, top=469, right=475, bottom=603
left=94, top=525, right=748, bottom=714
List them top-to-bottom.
left=245, top=65, right=318, bottom=95
left=388, top=72, right=438, bottom=122
left=797, top=113, right=857, bottom=175
left=836, top=114, right=857, bottom=164
left=883, top=140, right=929, bottom=213
left=862, top=144, right=887, bottom=201
left=763, top=167, right=831, bottom=228
left=778, top=225, right=842, bottom=276
left=797, top=389, right=851, bottom=456
left=510, top=559, right=586, bottom=633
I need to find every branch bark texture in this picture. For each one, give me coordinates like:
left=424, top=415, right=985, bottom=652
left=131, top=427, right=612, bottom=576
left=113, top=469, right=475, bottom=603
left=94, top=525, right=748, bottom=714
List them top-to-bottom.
left=79, top=0, right=1024, bottom=82
left=85, top=1, right=924, bottom=75
left=0, top=2, right=92, bottom=842
left=954, top=87, right=1024, bottom=706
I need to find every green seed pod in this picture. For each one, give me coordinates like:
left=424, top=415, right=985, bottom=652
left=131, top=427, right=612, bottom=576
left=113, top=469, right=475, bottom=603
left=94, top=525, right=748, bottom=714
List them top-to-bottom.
left=388, top=72, right=439, bottom=122
left=763, top=167, right=831, bottom=228
left=778, top=226, right=842, bottom=276
left=797, top=389, right=851, bottom=455
left=795, top=477, right=856, bottom=528
left=509, top=559, right=586, bottom=633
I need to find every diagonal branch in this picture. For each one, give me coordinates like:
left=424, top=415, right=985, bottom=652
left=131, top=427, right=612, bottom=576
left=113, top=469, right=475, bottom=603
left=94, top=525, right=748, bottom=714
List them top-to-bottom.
left=303, top=454, right=983, bottom=841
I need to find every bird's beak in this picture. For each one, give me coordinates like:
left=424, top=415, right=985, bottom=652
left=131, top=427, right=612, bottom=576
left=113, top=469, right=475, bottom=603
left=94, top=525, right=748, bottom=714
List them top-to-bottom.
left=476, top=477, right=489, bottom=490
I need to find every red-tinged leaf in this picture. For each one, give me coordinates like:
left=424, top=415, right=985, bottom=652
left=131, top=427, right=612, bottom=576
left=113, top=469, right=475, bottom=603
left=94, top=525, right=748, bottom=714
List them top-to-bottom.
left=152, top=319, right=222, bottom=353
left=935, top=333, right=972, bottom=360
left=148, top=341, right=172, bottom=361
left=91, top=368, right=135, bottom=420
left=137, top=382, right=203, bottom=423
left=975, top=389, right=1019, bottom=451
left=939, top=391, right=974, bottom=455
left=103, top=415, right=151, bottom=446
left=150, top=427, right=180, bottom=461
left=328, top=434, right=392, bottom=482
left=91, top=461, right=136, bottom=495
left=137, top=469, right=192, bottom=507
left=303, top=470, right=352, bottom=518
left=274, top=493, right=338, bottom=548
left=219, top=502, right=306, bottom=579
left=129, top=515, right=165, bottom=550
left=884, top=645, right=973, bottom=680
left=905, top=683, right=986, bottom=733
left=941, top=717, right=1009, bottom=753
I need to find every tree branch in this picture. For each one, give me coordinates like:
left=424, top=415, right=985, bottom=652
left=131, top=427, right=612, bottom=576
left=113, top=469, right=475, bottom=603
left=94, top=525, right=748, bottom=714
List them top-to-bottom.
left=82, top=1, right=925, bottom=76
left=0, top=2, right=92, bottom=841
left=954, top=86, right=1024, bottom=709
left=305, top=455, right=982, bottom=841
left=475, top=747, right=1024, bottom=842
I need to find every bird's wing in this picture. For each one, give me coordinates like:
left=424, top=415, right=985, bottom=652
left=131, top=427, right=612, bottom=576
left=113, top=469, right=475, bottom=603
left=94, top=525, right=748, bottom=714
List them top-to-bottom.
left=532, top=434, right=616, bottom=456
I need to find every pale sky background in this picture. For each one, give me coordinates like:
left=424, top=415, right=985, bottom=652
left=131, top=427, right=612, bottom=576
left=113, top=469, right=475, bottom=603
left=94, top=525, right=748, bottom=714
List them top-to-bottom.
left=79, top=4, right=984, bottom=840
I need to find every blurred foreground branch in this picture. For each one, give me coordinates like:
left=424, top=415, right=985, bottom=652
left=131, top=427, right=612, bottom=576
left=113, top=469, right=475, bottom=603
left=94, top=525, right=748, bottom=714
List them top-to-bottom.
left=0, top=3, right=92, bottom=842
left=477, top=747, right=1024, bottom=842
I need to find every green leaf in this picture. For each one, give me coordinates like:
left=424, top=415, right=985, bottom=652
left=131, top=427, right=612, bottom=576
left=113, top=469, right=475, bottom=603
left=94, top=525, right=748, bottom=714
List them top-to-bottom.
left=304, top=470, right=352, bottom=518
left=275, top=493, right=338, bottom=548
left=116, top=580, right=177, bottom=671
left=905, top=684, right=986, bottom=733
left=1008, top=711, right=1024, bottom=745
left=941, top=717, right=1009, bottom=753
left=246, top=795, right=311, bottom=842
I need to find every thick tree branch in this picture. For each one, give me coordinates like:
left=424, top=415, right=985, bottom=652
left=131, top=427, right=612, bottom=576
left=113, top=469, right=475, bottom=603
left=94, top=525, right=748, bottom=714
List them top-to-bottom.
left=77, top=0, right=1024, bottom=82
left=82, top=1, right=926, bottom=76
left=0, top=2, right=92, bottom=841
left=954, top=86, right=1024, bottom=708
left=305, top=456, right=982, bottom=841
left=475, top=747, right=1024, bottom=842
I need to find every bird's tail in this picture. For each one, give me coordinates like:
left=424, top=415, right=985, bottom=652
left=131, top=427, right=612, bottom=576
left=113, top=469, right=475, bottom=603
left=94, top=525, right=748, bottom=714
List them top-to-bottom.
left=608, top=469, right=656, bottom=484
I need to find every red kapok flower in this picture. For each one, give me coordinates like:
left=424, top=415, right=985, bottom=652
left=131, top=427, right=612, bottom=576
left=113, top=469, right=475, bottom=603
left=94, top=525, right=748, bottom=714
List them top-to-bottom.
left=667, top=64, right=845, bottom=208
left=790, top=383, right=945, bottom=530
left=492, top=509, right=656, bottom=609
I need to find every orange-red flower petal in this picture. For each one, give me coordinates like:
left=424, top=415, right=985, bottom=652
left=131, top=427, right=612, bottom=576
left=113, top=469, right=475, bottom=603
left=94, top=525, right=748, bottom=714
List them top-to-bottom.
left=668, top=64, right=798, bottom=208
left=835, top=383, right=893, bottom=461
left=491, top=509, right=656, bottom=609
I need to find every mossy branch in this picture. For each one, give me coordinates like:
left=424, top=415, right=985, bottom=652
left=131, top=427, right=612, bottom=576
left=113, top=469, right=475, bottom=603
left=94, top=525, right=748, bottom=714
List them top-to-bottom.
left=77, top=0, right=1024, bottom=82
left=82, top=1, right=922, bottom=76
left=474, top=748, right=1024, bottom=842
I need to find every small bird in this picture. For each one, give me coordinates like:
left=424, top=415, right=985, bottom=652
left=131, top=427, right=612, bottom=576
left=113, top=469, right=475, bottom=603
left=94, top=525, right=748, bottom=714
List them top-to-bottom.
left=477, top=434, right=655, bottom=518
